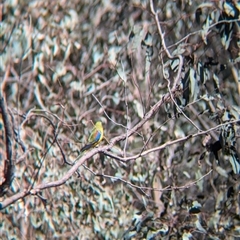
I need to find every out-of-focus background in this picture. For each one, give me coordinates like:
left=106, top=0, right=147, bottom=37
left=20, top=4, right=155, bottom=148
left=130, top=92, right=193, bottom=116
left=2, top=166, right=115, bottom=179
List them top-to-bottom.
left=0, top=0, right=239, bottom=239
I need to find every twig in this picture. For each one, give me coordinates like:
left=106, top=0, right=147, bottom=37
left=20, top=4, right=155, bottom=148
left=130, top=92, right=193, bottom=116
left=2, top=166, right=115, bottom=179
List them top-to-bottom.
left=150, top=0, right=183, bottom=89
left=150, top=1, right=201, bottom=132
left=0, top=94, right=14, bottom=197
left=92, top=94, right=127, bottom=129
left=103, top=120, right=238, bottom=162
left=82, top=164, right=212, bottom=193
left=82, top=165, right=150, bottom=197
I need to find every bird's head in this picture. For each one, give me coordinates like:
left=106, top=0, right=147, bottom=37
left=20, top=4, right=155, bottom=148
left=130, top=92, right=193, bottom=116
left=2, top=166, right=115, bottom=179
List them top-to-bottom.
left=95, top=121, right=102, bottom=128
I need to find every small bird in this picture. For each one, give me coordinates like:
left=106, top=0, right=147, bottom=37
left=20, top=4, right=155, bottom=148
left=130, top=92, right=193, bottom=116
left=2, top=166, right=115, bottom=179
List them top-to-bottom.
left=80, top=121, right=103, bottom=152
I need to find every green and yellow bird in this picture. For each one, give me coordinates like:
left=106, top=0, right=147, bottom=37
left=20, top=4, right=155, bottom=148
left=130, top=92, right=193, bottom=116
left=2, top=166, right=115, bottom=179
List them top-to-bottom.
left=80, top=121, right=104, bottom=152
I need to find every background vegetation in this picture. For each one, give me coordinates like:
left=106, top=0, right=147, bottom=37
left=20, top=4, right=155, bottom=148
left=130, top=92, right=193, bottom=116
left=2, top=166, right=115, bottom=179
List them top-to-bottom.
left=0, top=0, right=239, bottom=239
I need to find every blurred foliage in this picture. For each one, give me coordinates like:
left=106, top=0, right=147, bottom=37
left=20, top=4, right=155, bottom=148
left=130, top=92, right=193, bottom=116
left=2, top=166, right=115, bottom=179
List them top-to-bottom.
left=0, top=0, right=240, bottom=239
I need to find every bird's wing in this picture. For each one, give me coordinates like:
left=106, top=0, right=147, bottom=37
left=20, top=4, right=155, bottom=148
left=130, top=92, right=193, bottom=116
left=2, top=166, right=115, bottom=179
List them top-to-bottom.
left=89, top=129, right=102, bottom=144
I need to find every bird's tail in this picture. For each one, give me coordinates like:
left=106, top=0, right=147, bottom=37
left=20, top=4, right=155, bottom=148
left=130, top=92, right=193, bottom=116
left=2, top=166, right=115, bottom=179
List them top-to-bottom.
left=80, top=143, right=94, bottom=152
